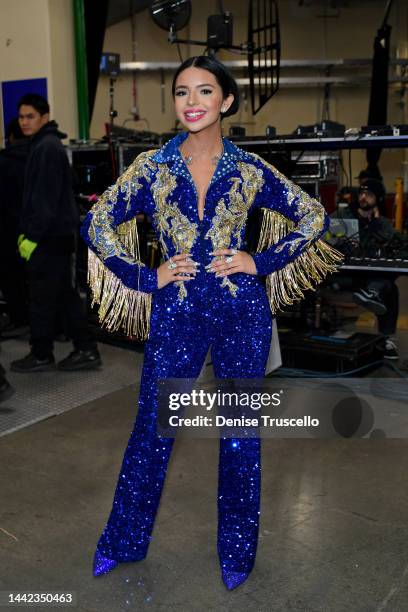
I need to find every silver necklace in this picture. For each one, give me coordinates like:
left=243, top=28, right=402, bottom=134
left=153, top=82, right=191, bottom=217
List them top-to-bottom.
left=181, top=144, right=224, bottom=166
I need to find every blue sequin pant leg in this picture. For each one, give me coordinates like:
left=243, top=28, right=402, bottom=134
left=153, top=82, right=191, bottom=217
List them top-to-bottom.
left=211, top=285, right=272, bottom=574
left=95, top=312, right=210, bottom=562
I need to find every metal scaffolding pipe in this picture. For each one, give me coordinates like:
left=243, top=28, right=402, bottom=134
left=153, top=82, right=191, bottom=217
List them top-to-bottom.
left=73, top=0, right=90, bottom=140
left=119, top=58, right=408, bottom=72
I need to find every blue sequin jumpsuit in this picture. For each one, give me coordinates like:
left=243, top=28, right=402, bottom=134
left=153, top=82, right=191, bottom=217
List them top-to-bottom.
left=81, top=132, right=338, bottom=579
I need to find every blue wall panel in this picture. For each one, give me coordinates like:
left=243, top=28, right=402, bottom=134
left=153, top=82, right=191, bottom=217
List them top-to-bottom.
left=1, top=78, right=48, bottom=135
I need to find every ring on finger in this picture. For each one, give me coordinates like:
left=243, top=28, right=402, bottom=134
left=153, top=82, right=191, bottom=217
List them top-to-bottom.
left=230, top=248, right=238, bottom=255
left=225, top=255, right=233, bottom=263
left=168, top=262, right=177, bottom=270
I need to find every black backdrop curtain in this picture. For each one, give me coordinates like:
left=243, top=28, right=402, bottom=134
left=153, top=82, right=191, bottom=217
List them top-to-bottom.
left=84, top=0, right=109, bottom=121
left=366, top=22, right=392, bottom=175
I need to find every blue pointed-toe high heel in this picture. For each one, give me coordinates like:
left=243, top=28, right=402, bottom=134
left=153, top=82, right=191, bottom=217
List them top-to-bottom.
left=93, top=549, right=119, bottom=577
left=221, top=568, right=250, bottom=590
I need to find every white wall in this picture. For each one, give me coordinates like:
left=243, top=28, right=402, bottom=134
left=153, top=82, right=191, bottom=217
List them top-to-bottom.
left=0, top=0, right=78, bottom=142
left=48, top=0, right=78, bottom=140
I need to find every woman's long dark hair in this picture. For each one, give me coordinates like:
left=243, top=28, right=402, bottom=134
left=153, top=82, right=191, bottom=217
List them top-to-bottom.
left=171, top=55, right=240, bottom=118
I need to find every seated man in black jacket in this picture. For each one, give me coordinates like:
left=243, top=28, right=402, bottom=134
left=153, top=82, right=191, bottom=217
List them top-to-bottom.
left=11, top=93, right=101, bottom=372
left=330, top=179, right=400, bottom=360
left=352, top=180, right=400, bottom=359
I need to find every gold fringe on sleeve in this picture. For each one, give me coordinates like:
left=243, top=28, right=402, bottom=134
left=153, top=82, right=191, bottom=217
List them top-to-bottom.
left=257, top=207, right=294, bottom=247
left=256, top=209, right=344, bottom=314
left=88, top=217, right=152, bottom=340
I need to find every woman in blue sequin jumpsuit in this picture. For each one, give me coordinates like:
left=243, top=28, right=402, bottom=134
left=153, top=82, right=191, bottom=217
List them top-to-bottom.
left=81, top=56, right=341, bottom=590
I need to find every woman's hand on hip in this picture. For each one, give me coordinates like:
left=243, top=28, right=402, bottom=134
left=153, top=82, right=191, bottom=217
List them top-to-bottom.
left=206, top=249, right=257, bottom=277
left=157, top=253, right=199, bottom=289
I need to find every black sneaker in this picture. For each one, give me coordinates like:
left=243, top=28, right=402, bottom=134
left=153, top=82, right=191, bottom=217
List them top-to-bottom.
left=352, top=289, right=387, bottom=316
left=383, top=337, right=399, bottom=360
left=57, top=349, right=102, bottom=371
left=10, top=353, right=55, bottom=373
left=0, top=377, right=15, bottom=403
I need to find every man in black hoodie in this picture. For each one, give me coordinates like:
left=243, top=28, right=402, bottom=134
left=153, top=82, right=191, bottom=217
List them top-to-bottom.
left=10, top=93, right=101, bottom=372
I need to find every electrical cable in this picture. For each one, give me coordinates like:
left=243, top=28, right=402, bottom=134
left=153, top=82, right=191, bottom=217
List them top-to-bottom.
left=130, top=0, right=139, bottom=119
left=176, top=41, right=183, bottom=62
left=339, top=151, right=350, bottom=186
left=269, top=358, right=408, bottom=380
left=269, top=360, right=385, bottom=378
left=382, top=360, right=408, bottom=379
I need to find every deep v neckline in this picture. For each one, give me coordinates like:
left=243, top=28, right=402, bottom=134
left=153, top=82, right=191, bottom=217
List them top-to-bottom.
left=178, top=143, right=224, bottom=222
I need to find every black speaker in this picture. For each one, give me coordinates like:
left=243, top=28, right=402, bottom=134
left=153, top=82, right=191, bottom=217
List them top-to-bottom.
left=207, top=13, right=233, bottom=49
left=100, top=53, right=120, bottom=77
left=229, top=125, right=246, bottom=137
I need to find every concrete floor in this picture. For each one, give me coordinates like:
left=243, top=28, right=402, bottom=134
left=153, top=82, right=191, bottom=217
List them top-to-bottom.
left=1, top=277, right=408, bottom=611
left=1, top=377, right=408, bottom=611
